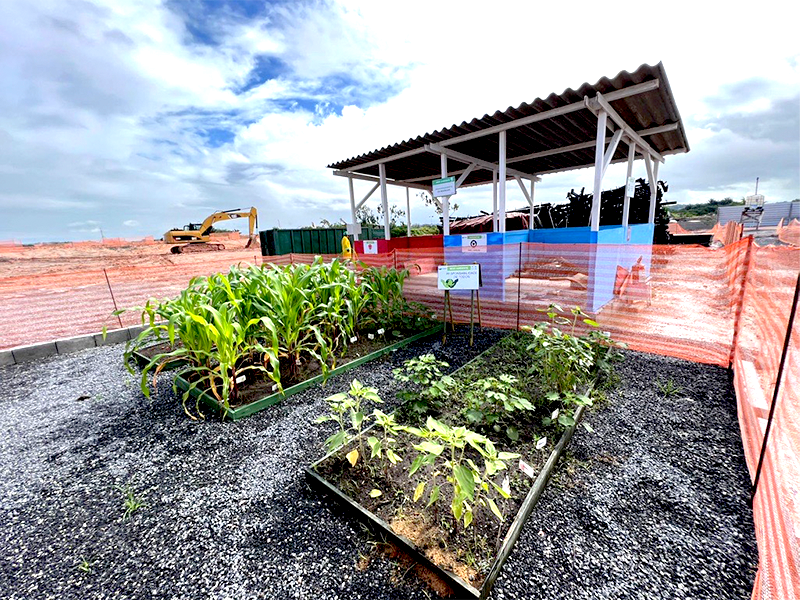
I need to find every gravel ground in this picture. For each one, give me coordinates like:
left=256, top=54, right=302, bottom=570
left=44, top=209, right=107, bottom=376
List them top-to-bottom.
left=0, top=330, right=757, bottom=600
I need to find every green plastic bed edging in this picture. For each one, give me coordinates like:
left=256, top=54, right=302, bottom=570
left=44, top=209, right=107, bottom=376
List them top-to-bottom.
left=173, top=323, right=444, bottom=421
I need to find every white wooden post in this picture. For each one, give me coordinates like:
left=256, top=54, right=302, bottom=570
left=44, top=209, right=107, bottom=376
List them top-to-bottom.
left=591, top=110, right=608, bottom=231
left=499, top=131, right=507, bottom=233
left=622, top=141, right=635, bottom=231
left=441, top=153, right=450, bottom=236
left=643, top=154, right=656, bottom=225
left=650, top=160, right=660, bottom=224
left=379, top=163, right=390, bottom=240
left=492, top=169, right=498, bottom=232
left=348, top=175, right=359, bottom=241
left=529, top=179, right=535, bottom=229
left=406, top=187, right=411, bottom=237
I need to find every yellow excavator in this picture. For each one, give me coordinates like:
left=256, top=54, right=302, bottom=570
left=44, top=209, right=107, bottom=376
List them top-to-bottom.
left=163, top=207, right=258, bottom=254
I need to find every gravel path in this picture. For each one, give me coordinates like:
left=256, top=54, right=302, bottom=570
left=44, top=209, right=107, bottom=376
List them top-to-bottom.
left=0, top=331, right=757, bottom=600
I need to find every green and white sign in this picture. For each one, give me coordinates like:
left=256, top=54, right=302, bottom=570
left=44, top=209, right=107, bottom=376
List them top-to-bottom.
left=432, top=176, right=456, bottom=198
left=462, top=233, right=487, bottom=253
left=437, top=264, right=481, bottom=290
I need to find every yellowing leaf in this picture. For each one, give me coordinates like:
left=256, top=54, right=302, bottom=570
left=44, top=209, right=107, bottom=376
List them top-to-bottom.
left=346, top=449, right=359, bottom=467
left=413, top=482, right=425, bottom=502
left=369, top=489, right=382, bottom=498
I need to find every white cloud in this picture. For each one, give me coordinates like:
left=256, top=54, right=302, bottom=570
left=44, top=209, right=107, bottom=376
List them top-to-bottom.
left=0, top=0, right=797, bottom=243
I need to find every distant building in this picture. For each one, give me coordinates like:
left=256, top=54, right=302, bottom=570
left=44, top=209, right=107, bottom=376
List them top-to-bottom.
left=717, top=200, right=800, bottom=228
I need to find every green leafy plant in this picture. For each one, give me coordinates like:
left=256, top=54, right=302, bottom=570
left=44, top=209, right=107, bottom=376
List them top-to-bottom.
left=393, top=354, right=455, bottom=414
left=462, top=375, right=536, bottom=440
left=656, top=377, right=682, bottom=397
left=315, top=379, right=383, bottom=465
left=402, top=417, right=519, bottom=529
left=117, top=483, right=147, bottom=521
left=77, top=556, right=93, bottom=573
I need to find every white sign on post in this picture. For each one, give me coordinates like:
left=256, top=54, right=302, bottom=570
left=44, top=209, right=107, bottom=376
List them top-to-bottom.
left=432, top=176, right=456, bottom=198
left=625, top=177, right=635, bottom=197
left=346, top=223, right=362, bottom=236
left=462, top=233, right=487, bottom=253
left=363, top=240, right=378, bottom=254
left=437, top=264, right=481, bottom=291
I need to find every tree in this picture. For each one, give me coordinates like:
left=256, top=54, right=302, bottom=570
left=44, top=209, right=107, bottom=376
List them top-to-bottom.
left=417, top=191, right=459, bottom=215
left=357, top=204, right=406, bottom=229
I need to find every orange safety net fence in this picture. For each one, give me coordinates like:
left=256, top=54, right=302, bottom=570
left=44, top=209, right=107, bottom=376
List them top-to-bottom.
left=778, top=219, right=800, bottom=247
left=1, top=239, right=798, bottom=599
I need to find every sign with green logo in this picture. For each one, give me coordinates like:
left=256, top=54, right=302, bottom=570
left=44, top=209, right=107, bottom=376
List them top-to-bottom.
left=432, top=176, right=456, bottom=198
left=462, top=233, right=487, bottom=252
left=437, top=264, right=481, bottom=290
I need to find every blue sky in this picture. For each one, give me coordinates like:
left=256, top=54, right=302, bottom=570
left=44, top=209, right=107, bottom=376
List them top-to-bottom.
left=0, top=0, right=797, bottom=242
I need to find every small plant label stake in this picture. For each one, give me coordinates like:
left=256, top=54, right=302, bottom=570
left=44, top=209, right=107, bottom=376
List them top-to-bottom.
left=377, top=328, right=385, bottom=335
left=368, top=333, right=375, bottom=340
left=350, top=336, right=358, bottom=344
left=235, top=375, right=246, bottom=384
left=536, top=437, right=547, bottom=450
left=519, top=459, right=535, bottom=478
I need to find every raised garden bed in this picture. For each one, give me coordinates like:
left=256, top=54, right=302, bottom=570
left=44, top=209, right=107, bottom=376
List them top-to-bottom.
left=175, top=323, right=443, bottom=420
left=305, top=331, right=597, bottom=598
left=130, top=340, right=185, bottom=369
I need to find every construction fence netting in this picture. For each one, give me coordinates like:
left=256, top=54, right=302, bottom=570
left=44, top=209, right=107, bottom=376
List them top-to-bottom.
left=0, top=239, right=798, bottom=599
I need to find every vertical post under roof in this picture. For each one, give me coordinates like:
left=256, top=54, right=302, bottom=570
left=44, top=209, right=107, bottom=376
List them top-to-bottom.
left=591, top=110, right=608, bottom=232
left=499, top=131, right=507, bottom=233
left=622, top=141, right=635, bottom=232
left=441, top=154, right=450, bottom=236
left=643, top=154, right=657, bottom=225
left=379, top=163, right=390, bottom=240
left=492, top=170, right=498, bottom=232
left=348, top=176, right=359, bottom=241
left=529, top=179, right=535, bottom=229
left=406, top=187, right=411, bottom=237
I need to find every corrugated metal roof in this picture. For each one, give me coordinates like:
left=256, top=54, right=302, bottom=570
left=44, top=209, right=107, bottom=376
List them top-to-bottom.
left=328, top=62, right=689, bottom=187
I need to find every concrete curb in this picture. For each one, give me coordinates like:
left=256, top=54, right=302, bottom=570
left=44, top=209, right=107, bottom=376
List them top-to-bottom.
left=2, top=325, right=146, bottom=366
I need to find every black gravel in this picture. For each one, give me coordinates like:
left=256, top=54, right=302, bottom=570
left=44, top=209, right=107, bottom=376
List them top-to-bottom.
left=0, top=332, right=757, bottom=600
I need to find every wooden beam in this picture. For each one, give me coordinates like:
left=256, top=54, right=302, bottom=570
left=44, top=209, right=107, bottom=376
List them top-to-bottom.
left=590, top=93, right=664, bottom=163
left=591, top=110, right=607, bottom=231
left=505, top=123, right=678, bottom=165
left=601, top=129, right=624, bottom=178
left=622, top=141, right=636, bottom=230
left=426, top=143, right=541, bottom=182
left=456, top=162, right=477, bottom=188
left=332, top=170, right=430, bottom=192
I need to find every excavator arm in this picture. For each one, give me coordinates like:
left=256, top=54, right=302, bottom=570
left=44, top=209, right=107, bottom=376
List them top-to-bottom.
left=164, top=207, right=258, bottom=252
left=198, top=208, right=258, bottom=247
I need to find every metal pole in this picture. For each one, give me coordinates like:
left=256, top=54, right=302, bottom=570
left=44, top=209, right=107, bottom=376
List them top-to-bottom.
left=492, top=170, right=498, bottom=232
left=103, top=268, right=124, bottom=328
left=751, top=271, right=800, bottom=502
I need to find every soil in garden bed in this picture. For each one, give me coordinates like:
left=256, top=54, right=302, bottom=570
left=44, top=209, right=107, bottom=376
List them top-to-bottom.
left=186, top=325, right=438, bottom=408
left=313, top=333, right=574, bottom=587
left=134, top=340, right=183, bottom=361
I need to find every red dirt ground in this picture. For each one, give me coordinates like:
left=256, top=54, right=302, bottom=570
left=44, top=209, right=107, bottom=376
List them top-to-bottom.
left=0, top=236, right=263, bottom=350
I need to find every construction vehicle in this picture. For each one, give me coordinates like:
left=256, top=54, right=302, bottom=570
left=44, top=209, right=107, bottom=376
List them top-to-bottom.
left=163, top=207, right=258, bottom=254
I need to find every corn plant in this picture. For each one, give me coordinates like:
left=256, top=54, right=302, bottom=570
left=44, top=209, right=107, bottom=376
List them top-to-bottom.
left=462, top=375, right=536, bottom=440
left=402, top=417, right=519, bottom=529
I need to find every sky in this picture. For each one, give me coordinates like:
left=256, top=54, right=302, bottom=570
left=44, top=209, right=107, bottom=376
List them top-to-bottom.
left=0, top=0, right=797, bottom=243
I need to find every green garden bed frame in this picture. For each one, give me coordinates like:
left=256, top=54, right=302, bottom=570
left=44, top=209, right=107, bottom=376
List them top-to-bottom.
left=174, top=323, right=443, bottom=421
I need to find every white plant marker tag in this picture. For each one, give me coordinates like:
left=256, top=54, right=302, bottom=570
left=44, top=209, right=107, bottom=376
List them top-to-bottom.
left=377, top=328, right=385, bottom=335
left=368, top=333, right=375, bottom=340
left=350, top=336, right=358, bottom=343
left=235, top=375, right=246, bottom=384
left=271, top=384, right=278, bottom=392
left=551, top=409, right=559, bottom=420
left=536, top=437, right=547, bottom=450
left=519, top=460, right=535, bottom=478
left=502, top=476, right=511, bottom=496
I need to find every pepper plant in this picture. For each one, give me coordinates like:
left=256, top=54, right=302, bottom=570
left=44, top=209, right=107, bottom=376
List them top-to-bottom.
left=393, top=354, right=456, bottom=414
left=462, top=374, right=536, bottom=440
left=402, top=417, right=519, bottom=529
